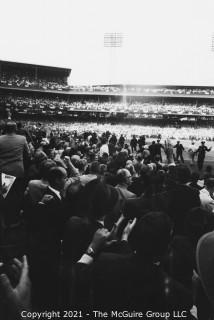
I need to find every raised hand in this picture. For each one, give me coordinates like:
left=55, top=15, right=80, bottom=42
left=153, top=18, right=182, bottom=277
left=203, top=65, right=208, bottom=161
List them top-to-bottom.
left=121, top=218, right=137, bottom=241
left=90, top=228, right=111, bottom=254
left=0, top=256, right=31, bottom=318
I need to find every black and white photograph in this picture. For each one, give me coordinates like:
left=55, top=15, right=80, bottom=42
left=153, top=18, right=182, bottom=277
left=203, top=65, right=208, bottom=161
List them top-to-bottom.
left=1, top=0, right=214, bottom=319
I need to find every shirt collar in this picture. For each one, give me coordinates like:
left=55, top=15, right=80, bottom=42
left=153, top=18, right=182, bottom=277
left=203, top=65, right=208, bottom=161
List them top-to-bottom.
left=48, top=186, right=61, bottom=200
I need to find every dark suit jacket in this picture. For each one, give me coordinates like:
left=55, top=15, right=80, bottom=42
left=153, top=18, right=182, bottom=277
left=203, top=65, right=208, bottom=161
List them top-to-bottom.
left=167, top=184, right=200, bottom=235
left=25, top=186, right=64, bottom=262
left=62, top=216, right=104, bottom=265
left=74, top=251, right=193, bottom=313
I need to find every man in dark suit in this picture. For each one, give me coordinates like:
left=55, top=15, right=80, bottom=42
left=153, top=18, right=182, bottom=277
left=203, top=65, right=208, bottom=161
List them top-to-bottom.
left=155, top=139, right=164, bottom=162
left=173, top=141, right=185, bottom=163
left=196, top=141, right=211, bottom=171
left=167, top=165, right=200, bottom=235
left=27, top=166, right=67, bottom=310
left=62, top=179, right=120, bottom=265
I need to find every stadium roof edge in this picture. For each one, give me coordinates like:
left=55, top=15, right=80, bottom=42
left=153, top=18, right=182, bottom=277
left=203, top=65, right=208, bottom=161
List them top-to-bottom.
left=0, top=60, right=71, bottom=76
left=92, top=84, right=214, bottom=89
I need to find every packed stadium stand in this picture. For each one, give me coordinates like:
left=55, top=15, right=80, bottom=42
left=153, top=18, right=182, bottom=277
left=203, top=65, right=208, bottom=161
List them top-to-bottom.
left=0, top=60, right=71, bottom=91
left=1, top=60, right=214, bottom=127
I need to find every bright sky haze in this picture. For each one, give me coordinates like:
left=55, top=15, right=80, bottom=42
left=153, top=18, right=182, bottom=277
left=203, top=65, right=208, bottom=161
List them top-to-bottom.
left=1, top=0, right=214, bottom=86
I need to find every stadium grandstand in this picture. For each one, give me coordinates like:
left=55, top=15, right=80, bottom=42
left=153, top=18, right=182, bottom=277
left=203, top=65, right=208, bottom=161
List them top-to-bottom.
left=1, top=60, right=214, bottom=127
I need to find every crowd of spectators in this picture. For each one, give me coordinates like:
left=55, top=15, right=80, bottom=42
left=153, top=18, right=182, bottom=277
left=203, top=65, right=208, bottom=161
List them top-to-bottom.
left=2, top=70, right=214, bottom=97
left=0, top=73, right=70, bottom=91
left=72, top=85, right=214, bottom=96
left=2, top=96, right=214, bottom=119
left=3, top=118, right=214, bottom=142
left=1, top=120, right=214, bottom=319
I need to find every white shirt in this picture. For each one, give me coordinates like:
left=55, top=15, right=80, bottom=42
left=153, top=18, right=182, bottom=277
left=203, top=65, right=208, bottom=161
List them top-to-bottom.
left=100, top=144, right=109, bottom=157
left=48, top=186, right=62, bottom=200
left=200, top=188, right=214, bottom=213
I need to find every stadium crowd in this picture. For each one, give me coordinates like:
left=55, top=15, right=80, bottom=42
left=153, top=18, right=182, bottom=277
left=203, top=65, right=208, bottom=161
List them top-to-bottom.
left=1, top=70, right=214, bottom=97
left=0, top=73, right=69, bottom=91
left=77, top=86, right=214, bottom=96
left=2, top=96, right=214, bottom=118
left=1, top=120, right=214, bottom=319
left=6, top=120, right=214, bottom=142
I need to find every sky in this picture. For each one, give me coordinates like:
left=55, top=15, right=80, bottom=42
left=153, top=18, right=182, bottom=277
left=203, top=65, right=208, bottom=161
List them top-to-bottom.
left=1, top=0, right=214, bottom=86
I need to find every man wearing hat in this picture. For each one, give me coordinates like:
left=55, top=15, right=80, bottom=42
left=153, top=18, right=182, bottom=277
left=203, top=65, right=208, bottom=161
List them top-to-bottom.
left=173, top=141, right=185, bottom=163
left=196, top=141, right=211, bottom=171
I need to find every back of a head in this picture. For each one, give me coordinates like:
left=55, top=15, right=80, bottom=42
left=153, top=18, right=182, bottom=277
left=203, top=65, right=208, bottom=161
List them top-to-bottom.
left=4, top=121, right=17, bottom=134
left=17, top=122, right=22, bottom=130
left=34, top=151, right=48, bottom=164
left=154, top=154, right=161, bottom=162
left=39, top=159, right=57, bottom=180
left=90, top=161, right=100, bottom=174
left=176, top=164, right=191, bottom=184
left=46, top=166, right=67, bottom=189
left=116, top=168, right=130, bottom=185
left=191, top=171, right=200, bottom=183
left=85, top=180, right=119, bottom=220
left=184, top=207, right=212, bottom=243
left=131, top=212, right=172, bottom=261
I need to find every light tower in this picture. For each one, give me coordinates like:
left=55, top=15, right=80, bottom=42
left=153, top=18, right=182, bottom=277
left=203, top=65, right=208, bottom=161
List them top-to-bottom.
left=104, top=32, right=123, bottom=85
left=104, top=33, right=127, bottom=105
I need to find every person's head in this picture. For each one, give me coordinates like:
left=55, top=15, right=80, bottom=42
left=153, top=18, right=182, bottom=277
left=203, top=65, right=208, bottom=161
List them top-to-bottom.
left=4, top=121, right=17, bottom=134
left=17, top=122, right=22, bottom=130
left=101, top=137, right=107, bottom=145
left=201, top=141, right=205, bottom=145
left=34, top=150, right=48, bottom=165
left=154, top=154, right=161, bottom=163
left=39, top=159, right=56, bottom=180
left=90, top=161, right=100, bottom=175
left=99, top=164, right=107, bottom=175
left=176, top=164, right=191, bottom=184
left=46, top=166, right=67, bottom=191
left=116, top=168, right=132, bottom=186
left=190, top=171, right=200, bottom=183
left=205, top=178, right=214, bottom=194
left=85, top=180, right=119, bottom=220
left=184, top=207, right=212, bottom=244
left=130, top=212, right=173, bottom=262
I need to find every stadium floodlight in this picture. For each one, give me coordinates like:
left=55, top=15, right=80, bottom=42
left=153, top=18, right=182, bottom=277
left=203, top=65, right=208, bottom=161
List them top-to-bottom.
left=104, top=32, right=124, bottom=86
left=104, top=33, right=123, bottom=48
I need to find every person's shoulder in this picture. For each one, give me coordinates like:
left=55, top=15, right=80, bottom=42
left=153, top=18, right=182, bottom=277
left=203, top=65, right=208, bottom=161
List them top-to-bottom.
left=0, top=134, right=7, bottom=140
left=14, top=134, right=27, bottom=142
left=28, top=179, right=41, bottom=186
left=197, top=231, right=214, bottom=256
left=94, top=252, right=134, bottom=274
